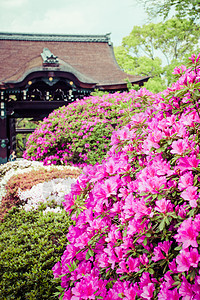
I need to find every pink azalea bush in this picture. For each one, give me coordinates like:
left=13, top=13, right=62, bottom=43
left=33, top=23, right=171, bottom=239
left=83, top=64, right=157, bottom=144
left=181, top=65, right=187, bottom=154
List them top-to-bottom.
left=53, top=54, right=200, bottom=299
left=23, top=92, right=141, bottom=167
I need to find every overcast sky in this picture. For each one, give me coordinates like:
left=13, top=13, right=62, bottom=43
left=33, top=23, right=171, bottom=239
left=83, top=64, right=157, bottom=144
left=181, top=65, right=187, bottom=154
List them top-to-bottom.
left=0, top=0, right=150, bottom=46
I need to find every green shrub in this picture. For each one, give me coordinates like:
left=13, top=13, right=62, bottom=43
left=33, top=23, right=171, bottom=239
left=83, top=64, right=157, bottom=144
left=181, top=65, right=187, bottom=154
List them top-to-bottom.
left=0, top=207, right=73, bottom=299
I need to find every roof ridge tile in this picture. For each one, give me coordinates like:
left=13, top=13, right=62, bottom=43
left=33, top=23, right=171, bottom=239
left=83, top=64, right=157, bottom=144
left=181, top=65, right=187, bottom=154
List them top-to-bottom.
left=0, top=32, right=111, bottom=43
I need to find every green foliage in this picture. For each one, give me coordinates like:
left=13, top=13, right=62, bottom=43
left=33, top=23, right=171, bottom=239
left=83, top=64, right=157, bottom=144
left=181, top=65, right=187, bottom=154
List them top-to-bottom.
left=140, top=0, right=200, bottom=22
left=114, top=17, right=200, bottom=91
left=122, top=18, right=200, bottom=63
left=154, top=18, right=200, bottom=61
left=114, top=46, right=138, bottom=73
left=115, top=46, right=163, bottom=78
left=143, top=76, right=167, bottom=93
left=125, top=79, right=140, bottom=91
left=90, top=89, right=109, bottom=96
left=0, top=207, right=73, bottom=300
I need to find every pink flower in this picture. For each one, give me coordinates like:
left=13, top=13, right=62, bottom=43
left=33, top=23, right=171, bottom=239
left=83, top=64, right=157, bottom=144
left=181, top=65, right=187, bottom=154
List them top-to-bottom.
left=189, top=53, right=200, bottom=64
left=172, top=65, right=187, bottom=75
left=131, top=112, right=146, bottom=125
left=117, top=127, right=131, bottom=141
left=171, top=139, right=190, bottom=155
left=177, top=155, right=200, bottom=172
left=105, top=157, right=118, bottom=174
left=178, top=171, right=193, bottom=191
left=103, top=175, right=120, bottom=198
left=138, top=176, right=167, bottom=194
left=181, top=186, right=198, bottom=208
left=63, top=193, right=75, bottom=212
left=155, top=198, right=174, bottom=214
left=174, top=218, right=198, bottom=249
left=74, top=232, right=92, bottom=248
left=152, top=241, right=172, bottom=262
left=104, top=244, right=119, bottom=269
left=152, top=247, right=165, bottom=262
left=188, top=248, right=200, bottom=268
left=176, top=249, right=191, bottom=272
left=98, top=253, right=109, bottom=268
left=139, top=253, right=149, bottom=266
left=127, top=257, right=140, bottom=272
left=169, top=258, right=178, bottom=273
left=52, top=261, right=62, bottom=278
left=70, top=261, right=92, bottom=281
left=116, top=261, right=128, bottom=274
left=158, top=272, right=179, bottom=300
left=71, top=275, right=107, bottom=299
left=179, top=276, right=195, bottom=299
left=106, top=280, right=139, bottom=300
left=141, top=283, right=155, bottom=300
left=123, top=285, right=139, bottom=300
left=158, top=286, right=179, bottom=300
left=63, top=289, right=73, bottom=299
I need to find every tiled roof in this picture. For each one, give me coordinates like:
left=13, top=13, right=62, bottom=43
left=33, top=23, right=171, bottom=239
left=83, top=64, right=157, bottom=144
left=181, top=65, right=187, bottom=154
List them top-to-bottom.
left=0, top=32, right=149, bottom=89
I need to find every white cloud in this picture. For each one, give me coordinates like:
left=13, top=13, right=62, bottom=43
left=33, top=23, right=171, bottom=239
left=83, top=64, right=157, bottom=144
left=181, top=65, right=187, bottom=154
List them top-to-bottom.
left=0, top=0, right=148, bottom=46
left=0, top=0, right=27, bottom=8
left=29, top=9, right=88, bottom=34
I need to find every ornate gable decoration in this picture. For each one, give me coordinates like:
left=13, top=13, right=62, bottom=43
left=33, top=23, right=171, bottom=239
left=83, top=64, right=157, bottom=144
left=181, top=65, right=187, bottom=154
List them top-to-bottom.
left=41, top=48, right=59, bottom=67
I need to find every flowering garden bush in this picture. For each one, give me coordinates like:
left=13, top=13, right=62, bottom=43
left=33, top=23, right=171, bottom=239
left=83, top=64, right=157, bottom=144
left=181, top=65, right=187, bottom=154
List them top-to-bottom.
left=53, top=55, right=200, bottom=299
left=23, top=92, right=142, bottom=166
left=0, top=162, right=80, bottom=220
left=18, top=177, right=76, bottom=213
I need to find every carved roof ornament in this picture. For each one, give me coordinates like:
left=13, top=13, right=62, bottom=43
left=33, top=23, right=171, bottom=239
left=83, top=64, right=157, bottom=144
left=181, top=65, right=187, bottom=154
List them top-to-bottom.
left=41, top=48, right=59, bottom=67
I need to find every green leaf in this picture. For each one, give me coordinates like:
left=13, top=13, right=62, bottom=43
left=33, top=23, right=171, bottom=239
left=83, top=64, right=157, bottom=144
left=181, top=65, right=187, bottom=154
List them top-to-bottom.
left=158, top=219, right=165, bottom=231
left=145, top=232, right=151, bottom=238
left=143, top=238, right=147, bottom=246
left=174, top=245, right=182, bottom=251
left=88, top=248, right=94, bottom=257
left=85, top=251, right=90, bottom=260
left=148, top=268, right=155, bottom=274
left=118, top=293, right=124, bottom=298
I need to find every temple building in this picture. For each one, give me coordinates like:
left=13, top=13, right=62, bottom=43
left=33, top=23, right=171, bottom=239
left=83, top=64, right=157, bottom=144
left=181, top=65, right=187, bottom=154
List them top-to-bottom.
left=0, top=32, right=149, bottom=163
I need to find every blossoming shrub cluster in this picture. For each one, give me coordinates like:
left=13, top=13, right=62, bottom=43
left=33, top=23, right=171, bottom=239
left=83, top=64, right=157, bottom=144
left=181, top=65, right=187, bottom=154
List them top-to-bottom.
left=53, top=55, right=200, bottom=299
left=23, top=92, right=141, bottom=166
left=0, top=160, right=43, bottom=202
left=0, top=163, right=80, bottom=220
left=18, top=177, right=76, bottom=213
left=0, top=206, right=73, bottom=299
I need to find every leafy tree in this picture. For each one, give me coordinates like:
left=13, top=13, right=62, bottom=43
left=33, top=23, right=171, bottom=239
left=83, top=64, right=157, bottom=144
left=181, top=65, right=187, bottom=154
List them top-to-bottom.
left=139, top=0, right=200, bottom=22
left=114, top=17, right=200, bottom=91
left=121, top=18, right=199, bottom=66
left=115, top=46, right=163, bottom=77
left=143, top=77, right=167, bottom=93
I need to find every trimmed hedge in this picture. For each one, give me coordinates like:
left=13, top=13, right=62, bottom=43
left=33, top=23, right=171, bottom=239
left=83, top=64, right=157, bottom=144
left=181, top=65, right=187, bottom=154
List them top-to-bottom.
left=0, top=207, right=73, bottom=300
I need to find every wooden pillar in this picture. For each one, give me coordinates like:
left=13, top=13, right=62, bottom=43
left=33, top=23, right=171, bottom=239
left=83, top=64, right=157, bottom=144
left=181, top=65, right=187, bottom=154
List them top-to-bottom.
left=0, top=97, right=9, bottom=164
